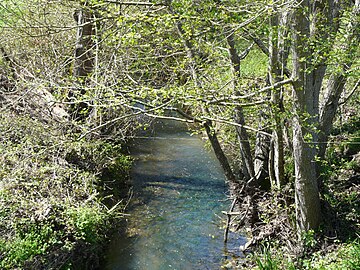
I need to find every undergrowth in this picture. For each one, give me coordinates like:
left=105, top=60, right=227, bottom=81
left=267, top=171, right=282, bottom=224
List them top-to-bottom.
left=0, top=112, right=131, bottom=269
left=229, top=115, right=360, bottom=270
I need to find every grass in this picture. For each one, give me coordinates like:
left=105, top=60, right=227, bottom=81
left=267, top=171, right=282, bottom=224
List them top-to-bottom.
left=250, top=241, right=360, bottom=270
left=301, top=241, right=360, bottom=270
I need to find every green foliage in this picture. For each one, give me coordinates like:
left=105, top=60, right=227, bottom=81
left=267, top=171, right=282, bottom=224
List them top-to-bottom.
left=0, top=0, right=24, bottom=26
left=1, top=0, right=359, bottom=269
left=241, top=49, right=268, bottom=77
left=0, top=112, right=129, bottom=269
left=66, top=206, right=107, bottom=243
left=0, top=224, right=59, bottom=269
left=301, top=230, right=317, bottom=251
left=251, top=241, right=360, bottom=270
left=300, top=241, right=360, bottom=270
left=251, top=242, right=297, bottom=270
left=255, top=244, right=280, bottom=270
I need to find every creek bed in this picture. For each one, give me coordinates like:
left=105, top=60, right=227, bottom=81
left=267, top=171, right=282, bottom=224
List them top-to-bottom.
left=104, top=120, right=245, bottom=270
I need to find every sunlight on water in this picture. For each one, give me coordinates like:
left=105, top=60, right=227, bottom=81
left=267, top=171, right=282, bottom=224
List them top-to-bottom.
left=105, top=120, right=245, bottom=270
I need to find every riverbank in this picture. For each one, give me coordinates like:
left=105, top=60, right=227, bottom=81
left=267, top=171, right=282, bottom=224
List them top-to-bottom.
left=0, top=111, right=131, bottom=269
left=225, top=115, right=360, bottom=269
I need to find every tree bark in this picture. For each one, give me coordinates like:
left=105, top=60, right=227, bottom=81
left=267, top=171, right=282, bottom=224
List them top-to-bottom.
left=290, top=0, right=359, bottom=232
left=291, top=0, right=322, bottom=231
left=70, top=1, right=95, bottom=120
left=73, top=5, right=95, bottom=78
left=268, top=11, right=288, bottom=188
left=226, top=29, right=255, bottom=183
left=254, top=111, right=271, bottom=189
left=292, top=117, right=321, bottom=231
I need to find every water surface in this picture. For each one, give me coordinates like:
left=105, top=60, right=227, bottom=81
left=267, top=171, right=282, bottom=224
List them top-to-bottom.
left=105, top=120, right=245, bottom=270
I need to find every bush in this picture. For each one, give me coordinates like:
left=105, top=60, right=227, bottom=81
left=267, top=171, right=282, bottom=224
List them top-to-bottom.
left=0, top=112, right=130, bottom=269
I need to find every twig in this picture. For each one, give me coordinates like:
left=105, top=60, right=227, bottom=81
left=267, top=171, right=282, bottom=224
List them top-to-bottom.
left=78, top=100, right=172, bottom=139
left=224, top=197, right=238, bottom=243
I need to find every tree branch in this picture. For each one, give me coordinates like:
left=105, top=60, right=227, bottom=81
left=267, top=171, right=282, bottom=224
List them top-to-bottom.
left=339, top=79, right=360, bottom=106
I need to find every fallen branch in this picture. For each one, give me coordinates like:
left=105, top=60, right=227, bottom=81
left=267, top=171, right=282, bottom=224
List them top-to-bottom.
left=223, top=197, right=238, bottom=243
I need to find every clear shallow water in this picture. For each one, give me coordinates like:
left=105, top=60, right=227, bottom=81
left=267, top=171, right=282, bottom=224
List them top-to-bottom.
left=105, top=120, right=245, bottom=270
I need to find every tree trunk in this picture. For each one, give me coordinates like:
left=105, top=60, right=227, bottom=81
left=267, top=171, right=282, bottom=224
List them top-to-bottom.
left=290, top=0, right=359, bottom=232
left=318, top=0, right=360, bottom=160
left=291, top=1, right=322, bottom=231
left=69, top=2, right=95, bottom=120
left=73, top=4, right=94, bottom=78
left=268, top=11, right=287, bottom=188
left=226, top=29, right=255, bottom=182
left=318, top=73, right=347, bottom=159
left=234, top=106, right=255, bottom=182
left=254, top=111, right=271, bottom=189
left=292, top=117, right=321, bottom=231
left=204, top=121, right=237, bottom=183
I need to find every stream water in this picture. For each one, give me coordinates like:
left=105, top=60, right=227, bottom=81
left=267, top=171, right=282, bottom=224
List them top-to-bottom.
left=104, top=120, right=245, bottom=270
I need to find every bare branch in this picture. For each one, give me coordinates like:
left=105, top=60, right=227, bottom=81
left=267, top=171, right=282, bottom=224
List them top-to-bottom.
left=209, top=78, right=293, bottom=103
left=339, top=79, right=360, bottom=106
left=78, top=100, right=173, bottom=139
left=202, top=116, right=272, bottom=137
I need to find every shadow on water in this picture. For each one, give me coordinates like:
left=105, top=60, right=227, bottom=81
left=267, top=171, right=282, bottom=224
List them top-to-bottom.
left=104, top=120, right=246, bottom=270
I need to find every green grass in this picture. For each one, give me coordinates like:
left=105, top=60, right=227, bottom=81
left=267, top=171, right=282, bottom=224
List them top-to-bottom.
left=240, top=49, right=268, bottom=77
left=250, top=241, right=360, bottom=270
left=302, top=241, right=360, bottom=270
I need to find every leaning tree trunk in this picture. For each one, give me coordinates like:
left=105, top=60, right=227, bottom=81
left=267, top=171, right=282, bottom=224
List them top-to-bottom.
left=167, top=1, right=238, bottom=184
left=226, top=29, right=255, bottom=183
left=318, top=73, right=348, bottom=159
left=204, top=121, right=237, bottom=183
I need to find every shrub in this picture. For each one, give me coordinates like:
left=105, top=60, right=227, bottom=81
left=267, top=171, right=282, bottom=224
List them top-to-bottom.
left=0, top=112, right=129, bottom=269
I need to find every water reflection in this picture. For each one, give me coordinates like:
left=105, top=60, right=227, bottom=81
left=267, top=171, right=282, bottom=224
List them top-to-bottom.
left=105, top=120, right=245, bottom=270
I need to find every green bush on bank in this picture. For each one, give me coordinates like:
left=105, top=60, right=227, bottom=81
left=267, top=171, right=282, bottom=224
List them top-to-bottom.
left=0, top=112, right=130, bottom=269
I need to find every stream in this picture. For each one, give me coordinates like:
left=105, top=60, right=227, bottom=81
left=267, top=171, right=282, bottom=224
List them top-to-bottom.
left=104, top=120, right=245, bottom=269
